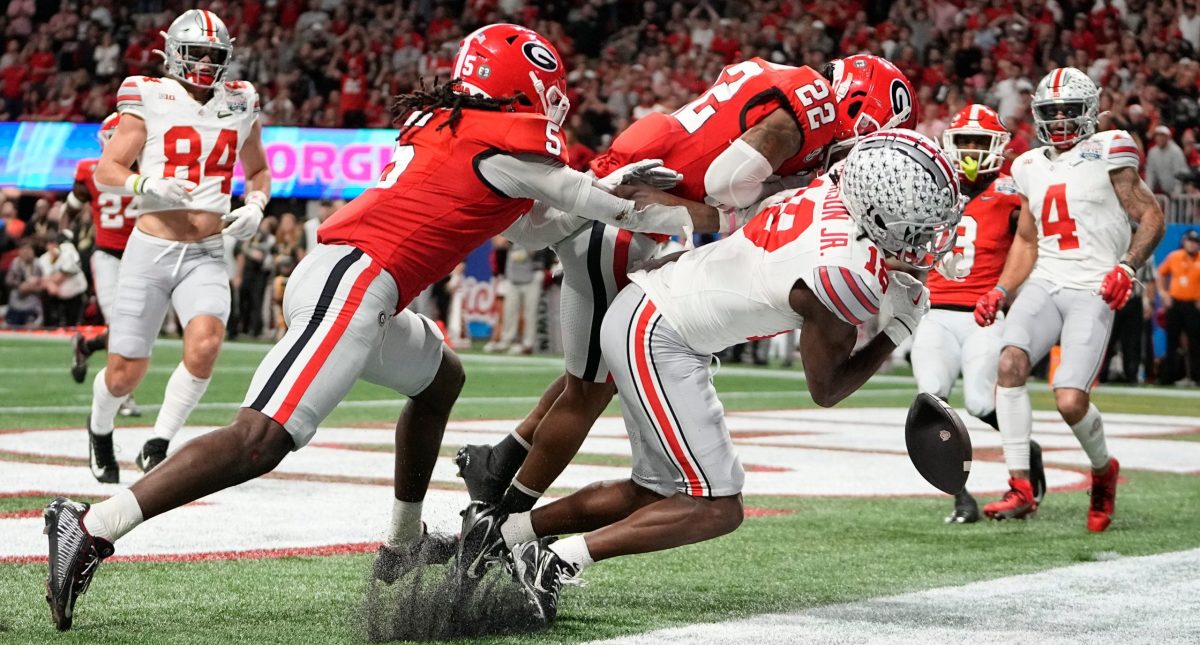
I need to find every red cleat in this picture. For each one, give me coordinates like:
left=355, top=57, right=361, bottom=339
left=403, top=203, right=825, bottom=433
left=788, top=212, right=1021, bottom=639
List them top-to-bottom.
left=1087, top=458, right=1119, bottom=532
left=983, top=478, right=1038, bottom=520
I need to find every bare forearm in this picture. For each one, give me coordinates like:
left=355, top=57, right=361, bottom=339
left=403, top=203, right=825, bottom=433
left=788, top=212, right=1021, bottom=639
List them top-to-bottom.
left=95, top=158, right=136, bottom=190
left=1112, top=166, right=1166, bottom=268
left=244, top=167, right=272, bottom=199
left=1123, top=213, right=1164, bottom=268
left=997, top=241, right=1036, bottom=292
left=807, top=334, right=896, bottom=407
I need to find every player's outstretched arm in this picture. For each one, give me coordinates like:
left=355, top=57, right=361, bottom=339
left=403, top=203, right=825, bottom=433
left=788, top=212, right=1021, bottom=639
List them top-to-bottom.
left=706, top=109, right=804, bottom=209
left=612, top=184, right=722, bottom=233
left=790, top=281, right=894, bottom=407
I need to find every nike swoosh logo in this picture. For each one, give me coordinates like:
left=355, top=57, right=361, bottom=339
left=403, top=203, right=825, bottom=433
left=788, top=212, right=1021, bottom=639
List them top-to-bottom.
left=217, top=112, right=233, bottom=118
left=912, top=295, right=922, bottom=305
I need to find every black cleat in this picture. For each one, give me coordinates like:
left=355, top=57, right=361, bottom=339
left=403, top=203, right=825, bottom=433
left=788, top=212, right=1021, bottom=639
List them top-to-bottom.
left=70, top=333, right=89, bottom=384
left=87, top=417, right=119, bottom=484
left=135, top=438, right=169, bottom=473
left=1030, top=439, right=1047, bottom=504
left=455, top=444, right=508, bottom=505
left=945, top=489, right=980, bottom=524
left=44, top=497, right=114, bottom=631
left=455, top=501, right=508, bottom=580
left=372, top=527, right=459, bottom=584
left=511, top=538, right=579, bottom=624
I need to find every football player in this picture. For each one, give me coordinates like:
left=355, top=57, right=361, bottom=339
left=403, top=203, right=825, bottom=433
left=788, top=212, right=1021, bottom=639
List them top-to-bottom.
left=84, top=10, right=271, bottom=482
left=42, top=23, right=698, bottom=630
left=456, top=55, right=918, bottom=520
left=975, top=68, right=1164, bottom=531
left=916, top=104, right=1045, bottom=523
left=64, top=113, right=142, bottom=417
left=469, top=130, right=962, bottom=622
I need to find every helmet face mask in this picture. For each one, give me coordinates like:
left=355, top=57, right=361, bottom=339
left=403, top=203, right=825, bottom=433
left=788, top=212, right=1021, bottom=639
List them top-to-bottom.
left=157, top=10, right=234, bottom=90
left=1032, top=68, right=1099, bottom=148
left=941, top=104, right=1011, bottom=180
left=838, top=129, right=963, bottom=270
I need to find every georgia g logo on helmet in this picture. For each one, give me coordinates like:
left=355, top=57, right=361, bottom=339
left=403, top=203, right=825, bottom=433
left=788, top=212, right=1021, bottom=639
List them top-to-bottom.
left=521, top=41, right=559, bottom=72
left=890, top=79, right=912, bottom=122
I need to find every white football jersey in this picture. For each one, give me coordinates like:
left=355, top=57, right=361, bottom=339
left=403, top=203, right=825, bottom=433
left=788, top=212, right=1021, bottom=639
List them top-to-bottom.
left=116, top=76, right=261, bottom=215
left=1011, top=130, right=1139, bottom=290
left=631, top=176, right=889, bottom=354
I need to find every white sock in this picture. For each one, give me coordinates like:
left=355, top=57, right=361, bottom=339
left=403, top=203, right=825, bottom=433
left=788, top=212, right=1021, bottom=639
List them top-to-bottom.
left=152, top=363, right=211, bottom=441
left=90, top=368, right=127, bottom=436
left=995, top=385, right=1032, bottom=472
left=1069, top=403, right=1110, bottom=470
left=82, top=489, right=144, bottom=543
left=387, top=499, right=423, bottom=549
left=500, top=511, right=537, bottom=548
left=548, top=534, right=594, bottom=572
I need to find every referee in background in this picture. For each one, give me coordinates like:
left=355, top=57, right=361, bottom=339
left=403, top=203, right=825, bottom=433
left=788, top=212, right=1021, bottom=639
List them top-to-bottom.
left=1156, top=229, right=1200, bottom=385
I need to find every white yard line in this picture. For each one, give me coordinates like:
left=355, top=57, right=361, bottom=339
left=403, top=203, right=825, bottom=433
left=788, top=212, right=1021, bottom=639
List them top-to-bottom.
left=589, top=548, right=1200, bottom=645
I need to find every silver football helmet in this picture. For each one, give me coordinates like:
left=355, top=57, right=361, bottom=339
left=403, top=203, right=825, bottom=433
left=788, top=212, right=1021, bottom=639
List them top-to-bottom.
left=156, top=10, right=234, bottom=89
left=1031, top=67, right=1099, bottom=147
left=839, top=129, right=963, bottom=270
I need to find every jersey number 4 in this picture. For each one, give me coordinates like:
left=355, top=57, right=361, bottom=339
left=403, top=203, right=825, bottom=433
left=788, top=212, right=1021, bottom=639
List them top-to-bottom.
left=163, top=126, right=238, bottom=194
left=1041, top=183, right=1080, bottom=250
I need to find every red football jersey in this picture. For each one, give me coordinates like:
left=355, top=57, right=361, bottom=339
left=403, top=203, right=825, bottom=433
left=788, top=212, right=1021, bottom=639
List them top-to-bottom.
left=589, top=58, right=837, bottom=202
left=318, top=108, right=568, bottom=308
left=75, top=158, right=137, bottom=253
left=927, top=174, right=1020, bottom=307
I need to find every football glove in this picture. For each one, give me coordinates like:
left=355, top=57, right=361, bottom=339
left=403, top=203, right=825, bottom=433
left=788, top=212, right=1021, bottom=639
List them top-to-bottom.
left=596, top=159, right=683, bottom=192
left=128, top=175, right=196, bottom=205
left=223, top=191, right=268, bottom=241
left=935, top=252, right=969, bottom=282
left=1099, top=262, right=1136, bottom=310
left=879, top=271, right=930, bottom=345
left=973, top=286, right=1007, bottom=327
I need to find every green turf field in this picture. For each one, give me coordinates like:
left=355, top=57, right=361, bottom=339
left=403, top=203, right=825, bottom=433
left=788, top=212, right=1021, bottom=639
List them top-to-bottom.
left=1, top=336, right=1198, bottom=644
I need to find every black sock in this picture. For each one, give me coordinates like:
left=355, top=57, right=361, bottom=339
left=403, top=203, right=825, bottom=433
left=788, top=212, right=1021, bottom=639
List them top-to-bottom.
left=84, top=333, right=107, bottom=354
left=977, top=410, right=1000, bottom=431
left=489, top=434, right=529, bottom=480
left=500, top=485, right=539, bottom=514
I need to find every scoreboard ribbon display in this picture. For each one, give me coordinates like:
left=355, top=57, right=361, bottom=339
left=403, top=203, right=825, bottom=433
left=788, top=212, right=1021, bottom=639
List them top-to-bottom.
left=0, top=121, right=398, bottom=199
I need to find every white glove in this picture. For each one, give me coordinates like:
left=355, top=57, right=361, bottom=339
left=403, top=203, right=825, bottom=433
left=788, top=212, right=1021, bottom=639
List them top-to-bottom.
left=596, top=159, right=684, bottom=191
left=128, top=175, right=197, bottom=205
left=223, top=191, right=268, bottom=241
left=935, top=252, right=968, bottom=282
left=878, top=270, right=930, bottom=345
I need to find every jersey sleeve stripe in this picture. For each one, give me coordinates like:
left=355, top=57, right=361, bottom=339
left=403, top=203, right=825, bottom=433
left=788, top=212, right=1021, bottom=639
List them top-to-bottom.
left=115, top=94, right=141, bottom=102
left=1109, top=146, right=1139, bottom=154
left=814, top=267, right=864, bottom=325
left=839, top=267, right=880, bottom=313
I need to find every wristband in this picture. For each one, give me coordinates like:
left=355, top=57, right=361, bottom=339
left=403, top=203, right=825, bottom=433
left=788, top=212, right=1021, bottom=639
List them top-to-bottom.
left=123, top=174, right=144, bottom=195
left=244, top=190, right=269, bottom=210
left=66, top=191, right=85, bottom=210
left=994, top=285, right=1008, bottom=297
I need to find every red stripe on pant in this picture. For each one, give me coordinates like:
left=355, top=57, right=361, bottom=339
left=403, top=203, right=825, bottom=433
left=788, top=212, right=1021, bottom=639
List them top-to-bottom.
left=613, top=229, right=633, bottom=290
left=272, top=261, right=382, bottom=424
left=632, top=299, right=704, bottom=496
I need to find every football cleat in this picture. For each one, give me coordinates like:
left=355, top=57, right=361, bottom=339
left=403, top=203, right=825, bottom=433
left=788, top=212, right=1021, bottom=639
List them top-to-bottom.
left=70, top=333, right=90, bottom=384
left=118, top=396, right=142, bottom=418
left=87, top=417, right=119, bottom=484
left=135, top=438, right=169, bottom=473
left=1030, top=439, right=1047, bottom=504
left=454, top=444, right=508, bottom=505
left=1087, top=458, right=1120, bottom=532
left=983, top=477, right=1037, bottom=520
left=945, top=489, right=980, bottom=524
left=44, top=497, right=114, bottom=631
left=455, top=501, right=508, bottom=580
left=371, top=527, right=458, bottom=584
left=511, top=538, right=580, bottom=624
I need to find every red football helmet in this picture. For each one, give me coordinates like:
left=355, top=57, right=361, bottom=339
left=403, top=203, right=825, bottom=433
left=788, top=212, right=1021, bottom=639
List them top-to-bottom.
left=452, top=23, right=570, bottom=125
left=823, top=55, right=918, bottom=166
left=942, top=104, right=1011, bottom=181
left=98, top=112, right=120, bottom=147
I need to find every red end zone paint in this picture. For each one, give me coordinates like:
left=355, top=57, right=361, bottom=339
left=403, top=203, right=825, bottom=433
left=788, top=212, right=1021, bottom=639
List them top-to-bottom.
left=1, top=542, right=380, bottom=564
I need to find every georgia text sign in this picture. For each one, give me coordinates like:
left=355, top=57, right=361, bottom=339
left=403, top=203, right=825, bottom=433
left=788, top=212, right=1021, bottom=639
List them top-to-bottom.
left=0, top=121, right=398, bottom=199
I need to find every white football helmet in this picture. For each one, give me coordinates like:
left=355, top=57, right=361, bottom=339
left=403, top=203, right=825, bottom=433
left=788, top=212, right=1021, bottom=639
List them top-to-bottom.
left=156, top=10, right=234, bottom=89
left=1032, top=67, right=1099, bottom=147
left=839, top=129, right=963, bottom=270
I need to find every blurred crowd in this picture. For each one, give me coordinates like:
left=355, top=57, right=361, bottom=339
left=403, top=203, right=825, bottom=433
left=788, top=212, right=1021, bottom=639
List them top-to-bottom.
left=2, top=0, right=1199, bottom=382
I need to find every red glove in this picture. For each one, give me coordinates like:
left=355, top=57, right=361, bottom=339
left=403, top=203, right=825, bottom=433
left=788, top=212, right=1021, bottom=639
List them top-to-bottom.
left=1099, top=263, right=1136, bottom=310
left=974, top=286, right=1007, bottom=327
